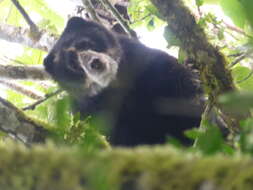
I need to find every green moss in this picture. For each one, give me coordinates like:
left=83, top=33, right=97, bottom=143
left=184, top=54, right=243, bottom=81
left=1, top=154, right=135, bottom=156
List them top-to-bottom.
left=0, top=143, right=253, bottom=190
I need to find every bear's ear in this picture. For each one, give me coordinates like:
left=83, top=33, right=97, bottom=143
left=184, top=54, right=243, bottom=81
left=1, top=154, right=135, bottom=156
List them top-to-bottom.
left=65, top=17, right=88, bottom=30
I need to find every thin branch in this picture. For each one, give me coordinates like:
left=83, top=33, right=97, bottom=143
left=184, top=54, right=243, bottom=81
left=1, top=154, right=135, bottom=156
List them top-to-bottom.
left=10, top=0, right=41, bottom=41
left=82, top=0, right=101, bottom=22
left=98, top=0, right=133, bottom=37
left=131, top=13, right=152, bottom=24
left=223, top=21, right=253, bottom=38
left=0, top=23, right=58, bottom=51
left=229, top=50, right=253, bottom=68
left=228, top=52, right=244, bottom=57
left=229, top=54, right=247, bottom=68
left=0, top=64, right=51, bottom=80
left=236, top=70, right=253, bottom=84
left=0, top=79, right=43, bottom=100
left=23, top=89, right=62, bottom=111
left=0, top=96, right=48, bottom=144
left=193, top=102, right=213, bottom=147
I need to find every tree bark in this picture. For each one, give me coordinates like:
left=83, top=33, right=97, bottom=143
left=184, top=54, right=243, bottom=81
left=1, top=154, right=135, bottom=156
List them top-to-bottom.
left=0, top=97, right=48, bottom=144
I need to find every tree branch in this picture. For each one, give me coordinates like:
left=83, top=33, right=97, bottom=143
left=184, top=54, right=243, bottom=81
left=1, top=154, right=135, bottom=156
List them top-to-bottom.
left=10, top=0, right=41, bottom=41
left=82, top=0, right=101, bottom=22
left=98, top=0, right=133, bottom=37
left=223, top=21, right=252, bottom=38
left=0, top=23, right=58, bottom=51
left=0, top=64, right=51, bottom=80
left=0, top=79, right=43, bottom=100
left=22, top=89, right=62, bottom=111
left=0, top=96, right=48, bottom=144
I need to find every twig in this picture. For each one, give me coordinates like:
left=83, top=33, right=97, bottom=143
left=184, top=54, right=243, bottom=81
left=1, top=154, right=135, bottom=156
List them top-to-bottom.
left=10, top=0, right=41, bottom=41
left=82, top=0, right=101, bottom=22
left=98, top=0, right=133, bottom=37
left=131, top=13, right=152, bottom=24
left=223, top=21, right=253, bottom=38
left=229, top=50, right=253, bottom=68
left=228, top=52, right=244, bottom=57
left=229, top=54, right=247, bottom=68
left=1, top=56, right=27, bottom=65
left=236, top=70, right=253, bottom=84
left=0, top=79, right=43, bottom=100
left=23, top=89, right=62, bottom=111
left=193, top=102, right=212, bottom=147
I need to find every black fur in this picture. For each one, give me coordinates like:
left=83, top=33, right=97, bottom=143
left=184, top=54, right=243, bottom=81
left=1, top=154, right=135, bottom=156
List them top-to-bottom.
left=44, top=17, right=202, bottom=146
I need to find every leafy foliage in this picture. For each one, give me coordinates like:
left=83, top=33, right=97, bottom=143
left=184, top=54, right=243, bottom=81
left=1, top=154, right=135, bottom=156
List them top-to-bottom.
left=0, top=0, right=64, bottom=32
left=128, top=0, right=164, bottom=30
left=202, top=0, right=253, bottom=31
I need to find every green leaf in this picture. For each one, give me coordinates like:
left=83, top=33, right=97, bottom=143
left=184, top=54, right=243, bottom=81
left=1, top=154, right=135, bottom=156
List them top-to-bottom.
left=0, top=0, right=64, bottom=32
left=0, top=0, right=23, bottom=26
left=20, top=0, right=64, bottom=32
left=128, top=0, right=163, bottom=28
left=196, top=0, right=204, bottom=6
left=220, top=0, right=246, bottom=28
left=240, top=0, right=253, bottom=29
left=147, top=18, right=155, bottom=31
left=217, top=28, right=225, bottom=40
left=15, top=47, right=46, bottom=65
left=178, top=48, right=187, bottom=64
left=232, top=66, right=253, bottom=91
left=6, top=89, right=30, bottom=107
left=218, top=91, right=253, bottom=116
left=54, top=95, right=72, bottom=129
left=239, top=118, right=253, bottom=154
left=195, top=121, right=224, bottom=155
left=184, top=128, right=201, bottom=140
left=166, top=136, right=183, bottom=148
left=221, top=144, right=235, bottom=155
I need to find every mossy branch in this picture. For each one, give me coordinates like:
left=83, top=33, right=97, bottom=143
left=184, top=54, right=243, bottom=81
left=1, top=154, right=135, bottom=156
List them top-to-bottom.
left=82, top=0, right=101, bottom=22
left=98, top=0, right=133, bottom=37
left=151, top=0, right=247, bottom=132
left=0, top=65, right=51, bottom=80
left=0, top=144, right=253, bottom=190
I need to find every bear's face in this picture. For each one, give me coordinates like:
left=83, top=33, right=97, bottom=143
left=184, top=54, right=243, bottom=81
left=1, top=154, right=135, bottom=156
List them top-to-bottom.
left=44, top=17, right=122, bottom=98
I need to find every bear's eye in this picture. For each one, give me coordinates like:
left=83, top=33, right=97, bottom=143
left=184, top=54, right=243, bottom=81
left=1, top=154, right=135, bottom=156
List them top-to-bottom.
left=90, top=58, right=105, bottom=72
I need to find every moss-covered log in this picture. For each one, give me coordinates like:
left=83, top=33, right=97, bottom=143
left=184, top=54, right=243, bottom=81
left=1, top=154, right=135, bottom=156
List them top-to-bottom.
left=0, top=144, right=253, bottom=190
